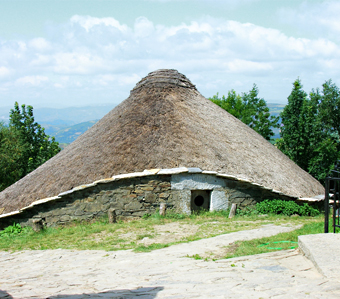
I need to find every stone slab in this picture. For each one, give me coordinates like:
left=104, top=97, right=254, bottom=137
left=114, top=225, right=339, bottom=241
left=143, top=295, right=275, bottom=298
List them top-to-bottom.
left=157, top=167, right=189, bottom=175
left=187, top=167, right=202, bottom=173
left=143, top=169, right=161, bottom=174
left=201, top=170, right=218, bottom=175
left=112, top=172, right=149, bottom=180
left=171, top=173, right=226, bottom=190
left=58, top=189, right=74, bottom=197
left=210, top=190, right=228, bottom=211
left=299, top=197, right=324, bottom=202
left=0, top=210, right=21, bottom=218
left=299, top=233, right=340, bottom=281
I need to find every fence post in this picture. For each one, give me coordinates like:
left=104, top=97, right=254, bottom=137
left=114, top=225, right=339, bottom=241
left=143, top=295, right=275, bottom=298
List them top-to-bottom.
left=324, top=178, right=329, bottom=233
left=159, top=203, right=166, bottom=216
left=229, top=203, right=237, bottom=219
left=108, top=208, right=117, bottom=223
left=32, top=218, right=43, bottom=232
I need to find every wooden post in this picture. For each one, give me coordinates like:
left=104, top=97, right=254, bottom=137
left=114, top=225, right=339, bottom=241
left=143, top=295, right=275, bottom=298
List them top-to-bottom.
left=159, top=203, right=166, bottom=216
left=228, top=204, right=237, bottom=219
left=108, top=208, right=117, bottom=223
left=32, top=218, right=43, bottom=232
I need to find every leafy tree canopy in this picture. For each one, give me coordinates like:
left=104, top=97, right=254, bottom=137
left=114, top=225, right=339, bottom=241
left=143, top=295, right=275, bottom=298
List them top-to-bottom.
left=277, top=79, right=339, bottom=182
left=209, top=84, right=279, bottom=140
left=0, top=102, right=61, bottom=191
left=0, top=122, right=23, bottom=191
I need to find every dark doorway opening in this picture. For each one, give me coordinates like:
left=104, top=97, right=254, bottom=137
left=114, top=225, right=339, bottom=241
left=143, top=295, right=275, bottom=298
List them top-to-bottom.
left=191, top=190, right=211, bottom=211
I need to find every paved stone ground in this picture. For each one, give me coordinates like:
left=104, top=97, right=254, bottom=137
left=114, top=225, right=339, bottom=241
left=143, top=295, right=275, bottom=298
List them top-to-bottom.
left=1, top=225, right=340, bottom=299
left=299, top=233, right=340, bottom=281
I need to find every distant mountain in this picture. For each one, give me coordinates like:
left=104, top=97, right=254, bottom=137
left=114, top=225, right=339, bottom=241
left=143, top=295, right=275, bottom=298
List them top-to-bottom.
left=1, top=102, right=284, bottom=145
left=267, top=103, right=285, bottom=117
left=267, top=103, right=284, bottom=139
left=0, top=104, right=115, bottom=126
left=0, top=104, right=114, bottom=145
left=51, top=120, right=98, bottom=144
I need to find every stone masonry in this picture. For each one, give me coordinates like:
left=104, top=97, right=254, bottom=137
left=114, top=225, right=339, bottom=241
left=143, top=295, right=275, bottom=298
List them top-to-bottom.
left=0, top=168, right=301, bottom=229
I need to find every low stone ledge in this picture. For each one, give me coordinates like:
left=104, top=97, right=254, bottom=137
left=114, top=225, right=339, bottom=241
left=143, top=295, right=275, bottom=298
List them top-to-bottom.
left=158, top=167, right=189, bottom=175
left=187, top=167, right=202, bottom=173
left=143, top=169, right=161, bottom=174
left=202, top=170, right=218, bottom=175
left=112, top=172, right=152, bottom=180
left=216, top=173, right=238, bottom=181
left=236, top=177, right=252, bottom=184
left=83, top=182, right=98, bottom=188
left=251, top=183, right=266, bottom=189
left=72, top=184, right=96, bottom=191
left=58, top=190, right=75, bottom=197
left=29, top=196, right=61, bottom=207
left=298, top=197, right=324, bottom=202
left=0, top=210, right=22, bottom=219
left=299, top=234, right=340, bottom=280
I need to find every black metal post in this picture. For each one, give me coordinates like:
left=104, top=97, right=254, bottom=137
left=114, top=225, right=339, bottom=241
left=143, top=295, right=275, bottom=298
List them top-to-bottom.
left=325, top=177, right=329, bottom=233
left=334, top=180, right=338, bottom=234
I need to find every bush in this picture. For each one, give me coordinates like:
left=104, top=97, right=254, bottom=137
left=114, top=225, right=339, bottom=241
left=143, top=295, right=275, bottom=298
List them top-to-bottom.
left=256, top=199, right=319, bottom=216
left=299, top=203, right=320, bottom=217
left=236, top=206, right=259, bottom=216
left=0, top=223, right=28, bottom=237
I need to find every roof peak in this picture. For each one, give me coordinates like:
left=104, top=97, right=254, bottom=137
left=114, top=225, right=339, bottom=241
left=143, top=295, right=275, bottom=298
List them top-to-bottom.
left=131, top=69, right=196, bottom=92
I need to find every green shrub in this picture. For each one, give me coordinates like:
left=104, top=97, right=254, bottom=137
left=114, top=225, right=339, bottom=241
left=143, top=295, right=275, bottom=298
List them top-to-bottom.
left=256, top=199, right=319, bottom=216
left=298, top=203, right=320, bottom=217
left=236, top=206, right=259, bottom=216
left=142, top=213, right=151, bottom=219
left=0, top=223, right=28, bottom=237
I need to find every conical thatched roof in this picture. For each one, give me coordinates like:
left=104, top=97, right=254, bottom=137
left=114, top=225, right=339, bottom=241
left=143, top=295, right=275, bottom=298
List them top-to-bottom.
left=0, top=69, right=324, bottom=214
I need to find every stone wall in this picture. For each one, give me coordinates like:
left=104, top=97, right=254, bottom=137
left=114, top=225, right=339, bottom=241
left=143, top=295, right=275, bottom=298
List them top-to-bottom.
left=0, top=172, right=295, bottom=230
left=0, top=175, right=176, bottom=229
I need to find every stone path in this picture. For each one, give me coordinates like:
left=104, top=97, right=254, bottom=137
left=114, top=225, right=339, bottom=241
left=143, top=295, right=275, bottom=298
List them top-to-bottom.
left=1, top=225, right=340, bottom=299
left=299, top=233, right=340, bottom=281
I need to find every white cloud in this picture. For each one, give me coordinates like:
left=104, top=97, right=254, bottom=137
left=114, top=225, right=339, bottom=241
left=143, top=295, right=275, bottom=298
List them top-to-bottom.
left=279, top=1, right=340, bottom=42
left=0, top=12, right=340, bottom=108
left=70, top=15, right=129, bottom=33
left=134, top=17, right=155, bottom=38
left=29, top=38, right=51, bottom=51
left=52, top=52, right=107, bottom=74
left=227, top=59, right=273, bottom=74
left=0, top=66, right=10, bottom=77
left=16, top=76, right=48, bottom=86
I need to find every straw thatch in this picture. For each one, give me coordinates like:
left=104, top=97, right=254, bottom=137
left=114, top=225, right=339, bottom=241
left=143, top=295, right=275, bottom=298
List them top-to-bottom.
left=0, top=69, right=324, bottom=214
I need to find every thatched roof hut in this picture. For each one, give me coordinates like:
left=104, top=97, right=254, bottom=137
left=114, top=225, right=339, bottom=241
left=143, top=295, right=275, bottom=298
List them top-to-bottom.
left=0, top=69, right=323, bottom=216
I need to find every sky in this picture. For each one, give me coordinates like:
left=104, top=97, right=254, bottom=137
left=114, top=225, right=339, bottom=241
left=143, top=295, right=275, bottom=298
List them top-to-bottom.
left=0, top=0, right=339, bottom=109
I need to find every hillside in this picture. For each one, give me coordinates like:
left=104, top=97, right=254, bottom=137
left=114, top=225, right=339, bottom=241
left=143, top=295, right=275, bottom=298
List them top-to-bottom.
left=1, top=103, right=284, bottom=145
left=50, top=120, right=98, bottom=144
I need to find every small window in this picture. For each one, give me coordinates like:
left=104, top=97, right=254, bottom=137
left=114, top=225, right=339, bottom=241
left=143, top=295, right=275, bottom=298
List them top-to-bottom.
left=191, top=190, right=211, bottom=211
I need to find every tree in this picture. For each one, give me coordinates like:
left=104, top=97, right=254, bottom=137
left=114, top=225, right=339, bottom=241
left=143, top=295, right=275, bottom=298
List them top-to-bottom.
left=277, top=79, right=339, bottom=182
left=277, top=79, right=307, bottom=167
left=319, top=80, right=340, bottom=144
left=210, top=84, right=279, bottom=140
left=0, top=102, right=61, bottom=191
left=0, top=122, right=23, bottom=191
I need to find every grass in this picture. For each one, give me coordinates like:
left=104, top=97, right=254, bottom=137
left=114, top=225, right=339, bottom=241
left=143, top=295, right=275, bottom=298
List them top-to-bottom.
left=0, top=210, right=331, bottom=257
left=223, top=215, right=340, bottom=259
left=224, top=221, right=321, bottom=259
